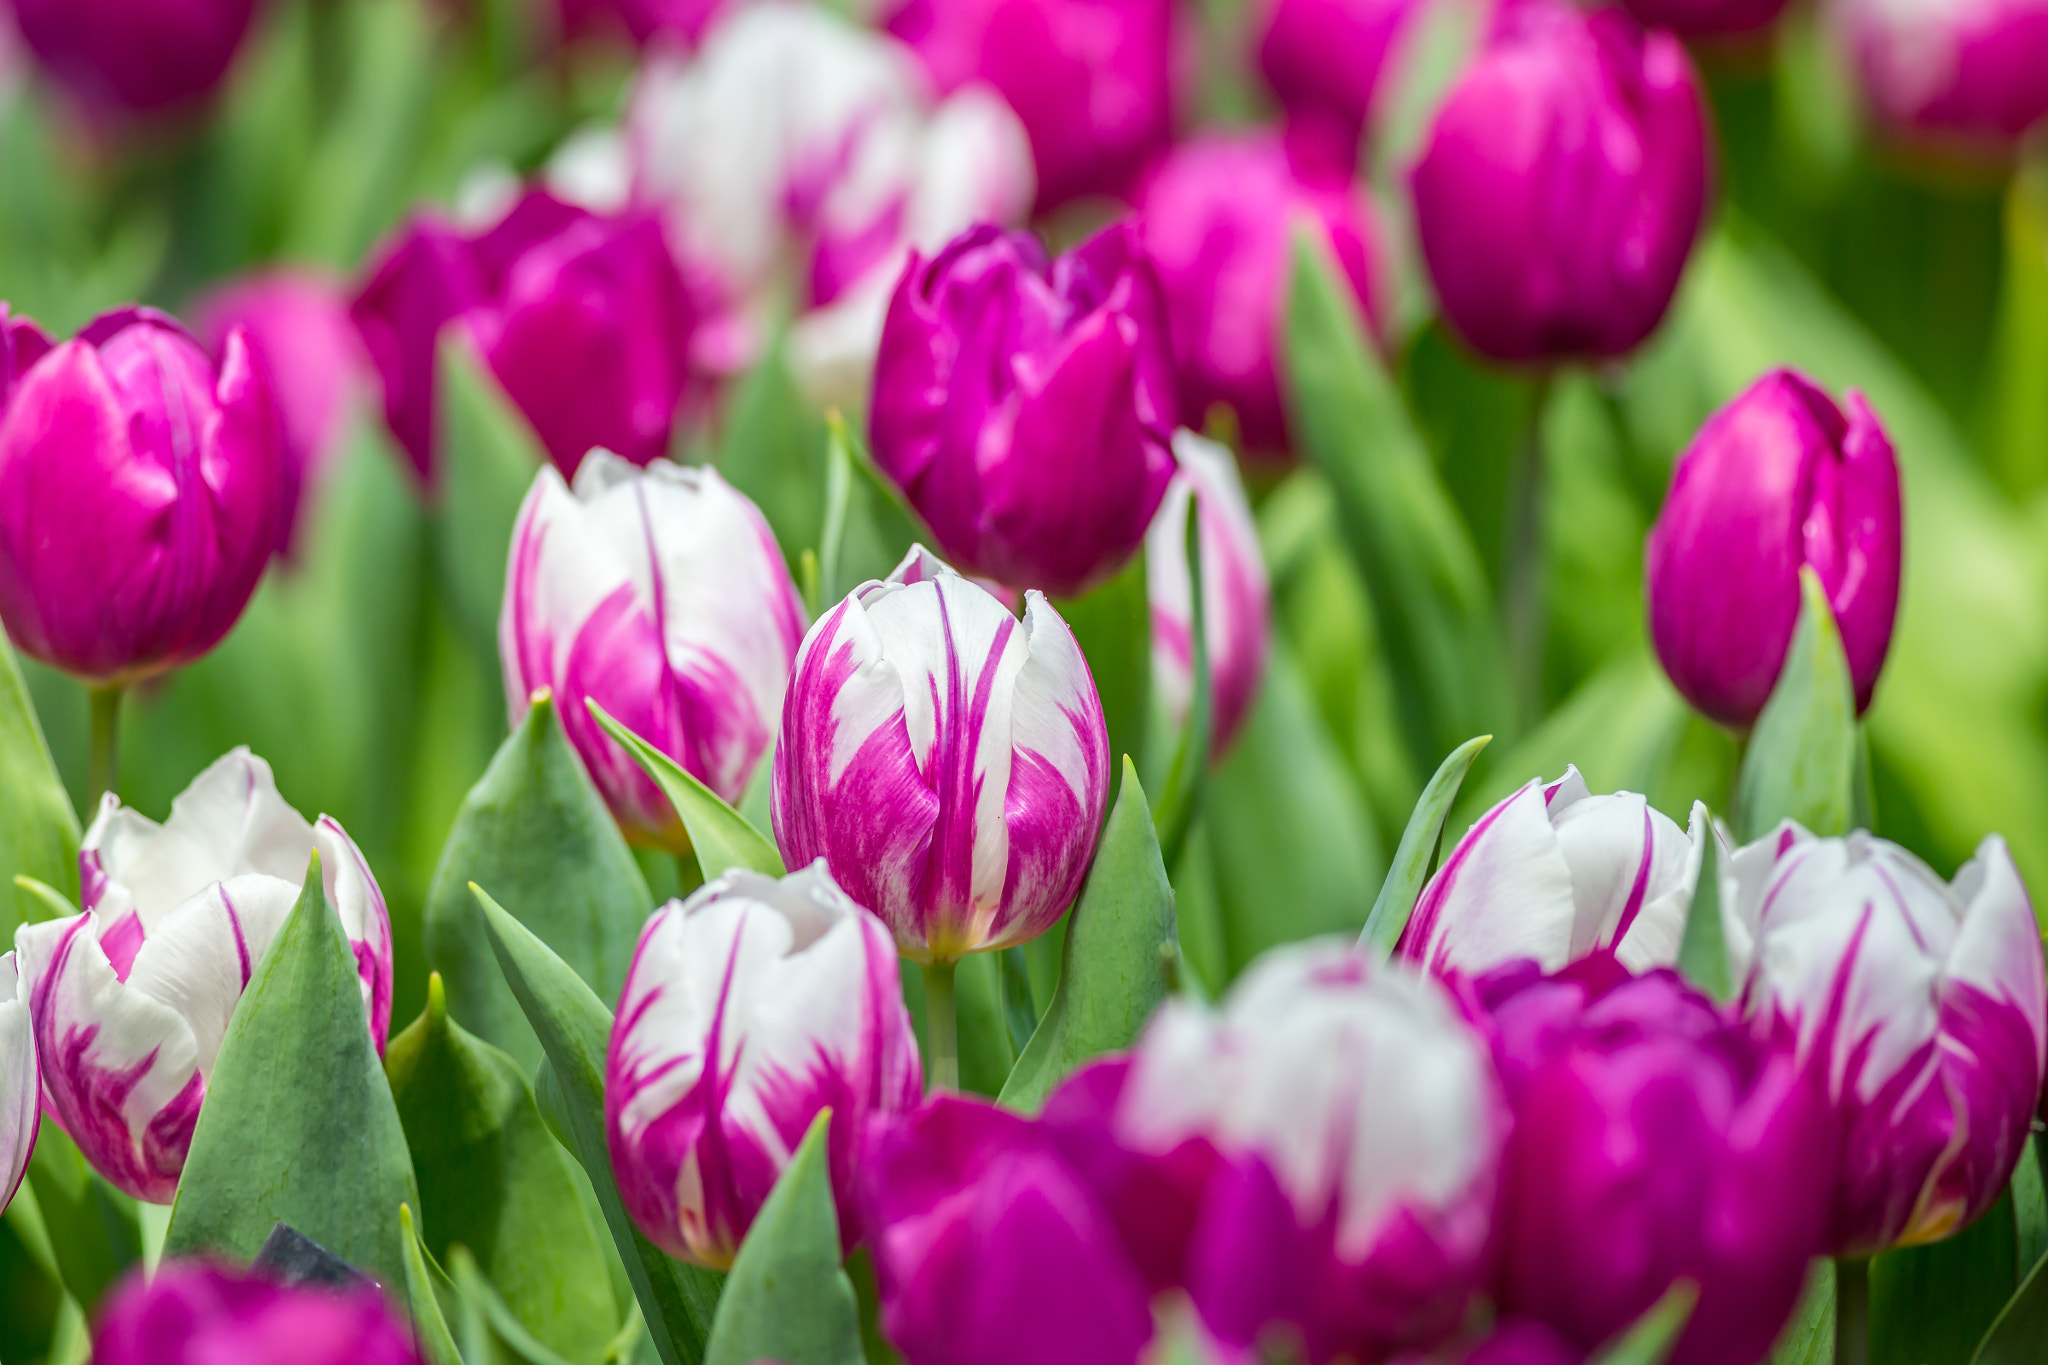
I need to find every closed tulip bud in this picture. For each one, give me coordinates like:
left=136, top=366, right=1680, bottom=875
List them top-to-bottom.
left=9, top=0, right=256, bottom=114
left=1254, top=0, right=1429, bottom=165
left=1840, top=0, right=2048, bottom=148
left=1409, top=2, right=1710, bottom=365
left=1139, top=131, right=1387, bottom=459
left=871, top=222, right=1177, bottom=596
left=0, top=306, right=282, bottom=685
left=1645, top=369, right=1902, bottom=729
left=501, top=454, right=805, bottom=849
left=775, top=547, right=1110, bottom=963
left=13, top=750, right=391, bottom=1203
left=1399, top=768, right=1707, bottom=980
left=1723, top=824, right=2048, bottom=1254
left=606, top=863, right=922, bottom=1267
left=1, top=951, right=34, bottom=1212
left=93, top=1261, right=423, bottom=1365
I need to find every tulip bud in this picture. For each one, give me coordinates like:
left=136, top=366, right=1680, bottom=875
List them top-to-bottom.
left=9, top=0, right=256, bottom=114
left=1254, top=0, right=1429, bottom=164
left=1839, top=0, right=2048, bottom=148
left=1409, top=2, right=1710, bottom=365
left=1139, top=131, right=1387, bottom=459
left=870, top=222, right=1177, bottom=596
left=0, top=306, right=282, bottom=685
left=1644, top=369, right=1902, bottom=730
left=1147, top=432, right=1271, bottom=757
left=501, top=454, right=806, bottom=849
left=775, top=547, right=1110, bottom=962
left=12, top=750, right=391, bottom=1203
left=1399, top=768, right=1707, bottom=980
left=1723, top=824, right=2047, bottom=1254
left=606, top=863, right=922, bottom=1267
left=1, top=950, right=34, bottom=1212
left=93, top=1261, right=423, bottom=1365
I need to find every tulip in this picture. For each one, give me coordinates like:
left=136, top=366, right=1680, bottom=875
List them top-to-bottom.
left=8, top=0, right=256, bottom=114
left=556, top=0, right=725, bottom=48
left=1254, top=0, right=1428, bottom=165
left=1620, top=0, right=1790, bottom=40
left=1838, top=0, right=2048, bottom=147
left=1408, top=2, right=1711, bottom=365
left=1138, top=130, right=1387, bottom=459
left=352, top=190, right=699, bottom=487
left=870, top=222, right=1178, bottom=597
left=0, top=306, right=281, bottom=685
left=1644, top=369, right=1902, bottom=730
left=1147, top=432, right=1271, bottom=757
left=500, top=453, right=806, bottom=849
left=773, top=546, right=1110, bottom=963
left=12, top=749, right=392, bottom=1203
left=1398, top=767, right=1706, bottom=980
left=1722, top=824, right=2047, bottom=1254
left=606, top=863, right=922, bottom=1267
left=1, top=950, right=34, bottom=1211
left=93, top=1261, right=423, bottom=1365
left=1465, top=1321, right=1591, bottom=1365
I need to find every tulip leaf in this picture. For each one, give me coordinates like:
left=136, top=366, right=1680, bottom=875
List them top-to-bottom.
left=437, top=333, right=546, bottom=656
left=718, top=339, right=828, bottom=573
left=817, top=415, right=930, bottom=606
left=1150, top=498, right=1211, bottom=873
left=1058, top=554, right=1152, bottom=800
left=1734, top=568, right=1860, bottom=843
left=0, top=629, right=79, bottom=941
left=426, top=691, right=651, bottom=1072
left=588, top=701, right=785, bottom=883
left=1358, top=734, right=1491, bottom=957
left=999, top=758, right=1177, bottom=1112
left=1676, top=824, right=1732, bottom=1001
left=164, top=855, right=420, bottom=1288
left=472, top=884, right=723, bottom=1365
left=387, top=973, right=618, bottom=1362
left=703, top=1112, right=862, bottom=1365
left=20, top=1121, right=142, bottom=1313
left=2014, top=1136, right=2047, bottom=1278
left=1871, top=1188, right=2019, bottom=1365
left=400, top=1203, right=465, bottom=1365
left=1973, top=1227, right=2048, bottom=1365
left=452, top=1244, right=585, bottom=1365
left=1771, top=1263, right=1835, bottom=1365
left=1590, top=1282, right=1697, bottom=1365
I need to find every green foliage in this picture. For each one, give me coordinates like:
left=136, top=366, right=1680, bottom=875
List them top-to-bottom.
left=436, top=336, right=546, bottom=661
left=718, top=342, right=830, bottom=570
left=816, top=415, right=930, bottom=606
left=1058, top=556, right=1153, bottom=799
left=1734, top=569, right=1859, bottom=842
left=0, top=630, right=79, bottom=941
left=589, top=702, right=785, bottom=884
left=1359, top=734, right=1490, bottom=957
left=20, top=1124, right=142, bottom=1314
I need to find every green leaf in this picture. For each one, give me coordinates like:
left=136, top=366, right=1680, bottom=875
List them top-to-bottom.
left=1986, top=152, right=2048, bottom=499
left=436, top=334, right=546, bottom=656
left=717, top=341, right=828, bottom=569
left=817, top=415, right=930, bottom=605
left=1149, top=498, right=1211, bottom=873
left=1056, top=555, right=1151, bottom=797
left=1735, top=568, right=1859, bottom=842
left=0, top=627, right=79, bottom=940
left=425, top=691, right=651, bottom=1072
left=588, top=701, right=784, bottom=884
left=1358, top=734, right=1490, bottom=957
left=999, top=759, right=1177, bottom=1112
left=1676, top=825, right=1732, bottom=1001
left=163, top=855, right=420, bottom=1288
left=471, top=885, right=722, bottom=1365
left=387, top=974, right=617, bottom=1363
left=703, top=1113, right=862, bottom=1365
left=21, top=1122, right=141, bottom=1313
left=2015, top=1135, right=2047, bottom=1278
left=1871, top=1188, right=2019, bottom=1365
left=401, top=1203, right=464, bottom=1365
left=1973, top=1225, right=2048, bottom=1365
left=452, top=1244, right=581, bottom=1365
left=1771, top=1262, right=1835, bottom=1365
left=1591, top=1283, right=1697, bottom=1365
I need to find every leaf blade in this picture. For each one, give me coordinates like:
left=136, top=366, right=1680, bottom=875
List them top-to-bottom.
left=1735, top=567, right=1859, bottom=842
left=587, top=702, right=784, bottom=884
left=1359, top=734, right=1490, bottom=957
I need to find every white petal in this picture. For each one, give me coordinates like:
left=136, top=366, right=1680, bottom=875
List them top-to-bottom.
left=903, top=85, right=1035, bottom=249
left=502, top=462, right=635, bottom=713
left=1010, top=593, right=1104, bottom=809
left=1409, top=777, right=1579, bottom=975
left=1549, top=791, right=1695, bottom=964
left=1615, top=800, right=1708, bottom=973
left=1946, top=835, right=2047, bottom=1068
left=123, top=874, right=301, bottom=1076
left=1, top=951, right=35, bottom=1208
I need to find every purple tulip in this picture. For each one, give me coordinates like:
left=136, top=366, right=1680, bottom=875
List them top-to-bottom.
left=9, top=0, right=256, bottom=114
left=557, top=0, right=727, bottom=48
left=1254, top=0, right=1428, bottom=164
left=1620, top=0, right=1790, bottom=40
left=1840, top=0, right=2048, bottom=147
left=1409, top=2, right=1711, bottom=365
left=1138, top=129, right=1386, bottom=459
left=352, top=190, right=699, bottom=488
left=870, top=221, right=1177, bottom=597
left=0, top=306, right=282, bottom=685
left=1644, top=369, right=1902, bottom=730
left=1147, top=432, right=1271, bottom=757
left=501, top=454, right=806, bottom=851
left=773, top=546, right=1110, bottom=963
left=12, top=750, right=392, bottom=1204
left=1399, top=768, right=1706, bottom=980
left=1722, top=824, right=2048, bottom=1255
left=606, top=863, right=922, bottom=1267
left=1, top=950, right=34, bottom=1212
left=93, top=1261, right=423, bottom=1365
left=1465, top=1320, right=1592, bottom=1365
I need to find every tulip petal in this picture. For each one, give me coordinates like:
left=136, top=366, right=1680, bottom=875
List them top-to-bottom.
left=1401, top=777, right=1579, bottom=976
left=1, top=951, right=36, bottom=1210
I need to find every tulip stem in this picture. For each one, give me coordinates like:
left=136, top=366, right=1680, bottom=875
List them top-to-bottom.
left=1504, top=373, right=1553, bottom=733
left=87, top=685, right=124, bottom=807
left=922, top=960, right=959, bottom=1091
left=1834, top=1257, right=1870, bottom=1365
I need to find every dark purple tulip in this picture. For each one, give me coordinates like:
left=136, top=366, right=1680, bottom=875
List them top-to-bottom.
left=9, top=0, right=256, bottom=114
left=1255, top=0, right=1426, bottom=163
left=1620, top=0, right=1791, bottom=40
left=1841, top=0, right=2048, bottom=147
left=1409, top=2, right=1711, bottom=365
left=869, top=221, right=1177, bottom=597
left=0, top=306, right=282, bottom=685
left=1644, top=369, right=1902, bottom=729
left=93, top=1261, right=423, bottom=1365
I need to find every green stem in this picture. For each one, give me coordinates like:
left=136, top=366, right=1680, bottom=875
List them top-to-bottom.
left=1503, top=373, right=1553, bottom=733
left=87, top=685, right=124, bottom=807
left=673, top=852, right=705, bottom=899
left=921, top=959, right=959, bottom=1091
left=1834, top=1257, right=1870, bottom=1365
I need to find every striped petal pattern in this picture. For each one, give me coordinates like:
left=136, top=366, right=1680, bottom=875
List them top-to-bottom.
left=1, top=951, right=35, bottom=1211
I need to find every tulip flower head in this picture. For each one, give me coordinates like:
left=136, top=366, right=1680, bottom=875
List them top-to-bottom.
left=9, top=0, right=257, bottom=114
left=1254, top=0, right=1430, bottom=163
left=1839, top=0, right=2048, bottom=148
left=870, top=221, right=1178, bottom=597
left=0, top=306, right=282, bottom=686
left=1645, top=369, right=1902, bottom=730
left=501, top=453, right=806, bottom=850
left=774, top=546, right=1111, bottom=963
left=12, top=750, right=392, bottom=1203
left=1723, top=824, right=2047, bottom=1254
left=606, top=863, right=922, bottom=1267
left=1, top=950, right=34, bottom=1211
left=93, top=1261, right=423, bottom=1365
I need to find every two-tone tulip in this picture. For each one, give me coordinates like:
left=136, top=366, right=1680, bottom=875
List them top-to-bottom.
left=9, top=0, right=256, bottom=113
left=1839, top=0, right=2048, bottom=148
left=1409, top=2, right=1711, bottom=365
left=870, top=222, right=1178, bottom=597
left=0, top=306, right=281, bottom=685
left=1645, top=369, right=1902, bottom=730
left=501, top=454, right=806, bottom=850
left=774, top=547, right=1110, bottom=963
left=12, top=750, right=391, bottom=1203
left=1399, top=768, right=1706, bottom=980
left=1722, top=825, right=2047, bottom=1253
left=606, top=864, right=922, bottom=1267
left=1, top=950, right=34, bottom=1211
left=94, top=1261, right=423, bottom=1365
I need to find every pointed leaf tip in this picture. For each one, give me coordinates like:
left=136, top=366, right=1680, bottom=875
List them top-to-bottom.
left=1360, top=733, right=1491, bottom=958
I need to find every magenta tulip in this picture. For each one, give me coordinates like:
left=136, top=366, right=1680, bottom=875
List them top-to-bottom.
left=9, top=0, right=256, bottom=113
left=1254, top=0, right=1427, bottom=163
left=1620, top=0, right=1791, bottom=39
left=1840, top=0, right=2048, bottom=147
left=93, top=1261, right=422, bottom=1365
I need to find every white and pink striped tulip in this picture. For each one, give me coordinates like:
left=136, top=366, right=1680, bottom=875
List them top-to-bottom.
left=501, top=453, right=807, bottom=852
left=772, top=546, right=1111, bottom=963
left=12, top=749, right=392, bottom=1204
left=1398, top=768, right=1707, bottom=980
left=1723, top=824, right=2048, bottom=1254
left=606, top=862, right=922, bottom=1268
left=1, top=950, right=35, bottom=1211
